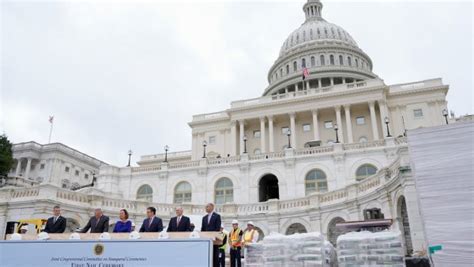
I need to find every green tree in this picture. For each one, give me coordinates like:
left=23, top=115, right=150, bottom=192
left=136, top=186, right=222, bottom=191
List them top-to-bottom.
left=0, top=134, right=14, bottom=177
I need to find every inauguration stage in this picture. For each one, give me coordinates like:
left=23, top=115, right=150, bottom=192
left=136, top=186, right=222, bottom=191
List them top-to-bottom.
left=0, top=232, right=222, bottom=267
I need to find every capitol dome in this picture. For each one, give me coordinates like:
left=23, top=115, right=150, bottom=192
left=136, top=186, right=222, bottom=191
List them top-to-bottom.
left=263, top=0, right=378, bottom=96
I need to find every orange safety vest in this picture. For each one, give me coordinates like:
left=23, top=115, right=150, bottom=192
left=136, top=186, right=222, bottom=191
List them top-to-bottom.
left=230, top=228, right=242, bottom=247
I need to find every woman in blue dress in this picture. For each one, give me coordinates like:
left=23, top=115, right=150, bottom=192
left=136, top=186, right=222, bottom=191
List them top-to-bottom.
left=113, top=209, right=132, bottom=233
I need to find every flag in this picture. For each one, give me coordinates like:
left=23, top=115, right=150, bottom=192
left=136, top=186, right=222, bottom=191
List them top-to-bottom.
left=302, top=67, right=309, bottom=80
left=49, top=116, right=54, bottom=124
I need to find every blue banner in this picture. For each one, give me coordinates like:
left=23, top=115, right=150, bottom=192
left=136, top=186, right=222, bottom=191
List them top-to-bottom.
left=0, top=239, right=212, bottom=267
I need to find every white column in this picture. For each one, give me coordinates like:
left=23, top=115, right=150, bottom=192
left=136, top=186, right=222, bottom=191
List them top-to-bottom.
left=330, top=77, right=334, bottom=86
left=342, top=78, right=346, bottom=84
left=318, top=79, right=322, bottom=88
left=306, top=81, right=310, bottom=90
left=378, top=100, right=389, bottom=138
left=369, top=101, right=380, bottom=140
left=344, top=104, right=354, bottom=143
left=335, top=106, right=344, bottom=143
left=312, top=110, right=320, bottom=141
left=289, top=113, right=296, bottom=148
left=268, top=115, right=274, bottom=152
left=260, top=117, right=266, bottom=153
left=239, top=120, right=245, bottom=155
left=230, top=121, right=237, bottom=156
left=24, top=158, right=32, bottom=179
left=15, top=159, right=22, bottom=177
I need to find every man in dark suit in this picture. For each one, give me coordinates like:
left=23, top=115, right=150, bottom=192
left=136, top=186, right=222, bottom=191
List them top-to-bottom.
left=201, top=203, right=222, bottom=267
left=44, top=205, right=67, bottom=233
left=139, top=207, right=163, bottom=232
left=167, top=207, right=191, bottom=232
left=80, top=208, right=109, bottom=233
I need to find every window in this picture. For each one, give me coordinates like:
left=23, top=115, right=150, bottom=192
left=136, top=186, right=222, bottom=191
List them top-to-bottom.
left=320, top=55, right=325, bottom=66
left=330, top=55, right=335, bottom=65
left=339, top=55, right=344, bottom=65
left=311, top=56, right=315, bottom=67
left=347, top=56, right=352, bottom=66
left=302, top=58, right=306, bottom=68
left=355, top=59, right=359, bottom=67
left=293, top=61, right=297, bottom=72
left=286, top=65, right=289, bottom=74
left=280, top=68, right=283, bottom=77
left=413, top=109, right=423, bottom=118
left=356, top=116, right=365, bottom=125
left=324, top=121, right=333, bottom=129
left=303, top=124, right=311, bottom=132
left=281, top=127, right=289, bottom=135
left=253, top=130, right=261, bottom=138
left=209, top=136, right=216, bottom=144
left=359, top=136, right=368, bottom=143
left=254, top=148, right=261, bottom=155
left=40, top=164, right=45, bottom=170
left=356, top=164, right=378, bottom=181
left=64, top=167, right=70, bottom=172
left=305, top=169, right=328, bottom=195
left=75, top=170, right=79, bottom=176
left=84, top=174, right=89, bottom=179
left=215, top=178, right=234, bottom=204
left=61, top=179, right=70, bottom=189
left=174, top=182, right=192, bottom=204
left=136, top=184, right=153, bottom=201
left=364, top=208, right=384, bottom=220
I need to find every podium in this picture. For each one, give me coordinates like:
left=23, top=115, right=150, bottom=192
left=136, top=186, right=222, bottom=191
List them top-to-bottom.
left=0, top=232, right=222, bottom=267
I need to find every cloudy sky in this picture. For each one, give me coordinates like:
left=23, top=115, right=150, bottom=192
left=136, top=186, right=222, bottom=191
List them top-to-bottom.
left=1, top=0, right=472, bottom=166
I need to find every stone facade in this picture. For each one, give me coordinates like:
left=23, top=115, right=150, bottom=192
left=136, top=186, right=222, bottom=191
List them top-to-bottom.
left=0, top=0, right=457, bottom=255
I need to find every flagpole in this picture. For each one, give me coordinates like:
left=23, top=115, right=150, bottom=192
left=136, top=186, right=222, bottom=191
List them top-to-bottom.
left=48, top=116, right=54, bottom=144
left=48, top=122, right=53, bottom=144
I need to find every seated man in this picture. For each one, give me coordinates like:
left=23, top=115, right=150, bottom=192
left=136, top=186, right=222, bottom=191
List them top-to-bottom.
left=44, top=205, right=67, bottom=233
left=139, top=207, right=163, bottom=232
left=167, top=207, right=191, bottom=232
left=81, top=208, right=109, bottom=233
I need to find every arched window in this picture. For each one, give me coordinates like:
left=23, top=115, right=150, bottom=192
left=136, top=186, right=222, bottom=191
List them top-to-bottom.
left=320, top=55, right=325, bottom=66
left=330, top=55, right=335, bottom=65
left=339, top=55, right=344, bottom=65
left=311, top=56, right=315, bottom=67
left=347, top=56, right=352, bottom=66
left=302, top=58, right=306, bottom=68
left=355, top=59, right=359, bottom=68
left=293, top=61, right=297, bottom=72
left=286, top=65, right=290, bottom=74
left=280, top=68, right=283, bottom=77
left=356, top=164, right=378, bottom=181
left=305, top=169, right=328, bottom=195
left=215, top=178, right=234, bottom=204
left=174, top=181, right=192, bottom=204
left=136, top=184, right=153, bottom=201
left=328, top=217, right=346, bottom=245
left=286, top=223, right=308, bottom=235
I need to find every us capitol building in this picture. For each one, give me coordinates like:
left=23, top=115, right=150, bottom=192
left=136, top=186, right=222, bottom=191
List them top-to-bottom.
left=0, top=0, right=453, bottom=255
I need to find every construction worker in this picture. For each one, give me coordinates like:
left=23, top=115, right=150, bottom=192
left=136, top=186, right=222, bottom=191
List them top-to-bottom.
left=228, top=219, right=243, bottom=267
left=242, top=221, right=259, bottom=260
left=242, top=221, right=259, bottom=246
left=218, top=224, right=228, bottom=267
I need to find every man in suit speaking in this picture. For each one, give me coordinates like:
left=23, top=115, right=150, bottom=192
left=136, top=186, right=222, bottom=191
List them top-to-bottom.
left=201, top=203, right=221, bottom=267
left=44, top=205, right=67, bottom=233
left=139, top=207, right=163, bottom=232
left=167, top=207, right=191, bottom=232
left=81, top=208, right=109, bottom=233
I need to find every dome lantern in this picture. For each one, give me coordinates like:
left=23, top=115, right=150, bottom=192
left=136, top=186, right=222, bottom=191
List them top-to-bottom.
left=303, top=0, right=324, bottom=21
